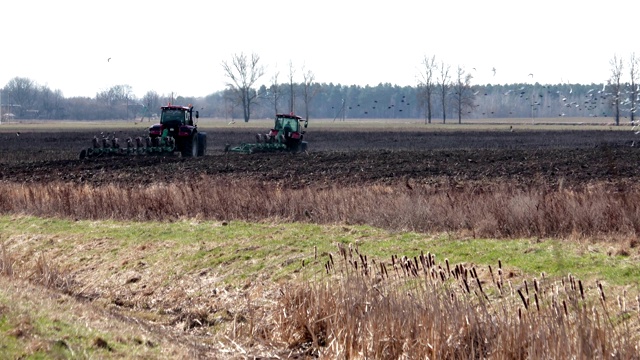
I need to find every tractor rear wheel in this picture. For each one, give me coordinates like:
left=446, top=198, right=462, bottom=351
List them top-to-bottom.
left=197, top=132, right=207, bottom=156
left=181, top=134, right=199, bottom=157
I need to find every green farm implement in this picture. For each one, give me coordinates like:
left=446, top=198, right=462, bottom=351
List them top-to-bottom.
left=79, top=104, right=207, bottom=159
left=225, top=113, right=308, bottom=154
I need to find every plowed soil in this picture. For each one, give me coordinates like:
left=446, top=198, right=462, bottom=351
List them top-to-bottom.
left=2, top=127, right=640, bottom=187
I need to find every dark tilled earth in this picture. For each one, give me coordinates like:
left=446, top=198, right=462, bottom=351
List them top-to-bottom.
left=1, top=128, right=639, bottom=187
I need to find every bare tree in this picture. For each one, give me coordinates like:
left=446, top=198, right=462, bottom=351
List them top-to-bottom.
left=222, top=52, right=265, bottom=122
left=629, top=53, right=639, bottom=124
left=609, top=54, right=624, bottom=126
left=418, top=55, right=437, bottom=124
left=288, top=60, right=296, bottom=114
left=438, top=61, right=451, bottom=124
left=301, top=66, right=320, bottom=122
left=451, top=66, right=475, bottom=124
left=269, top=69, right=281, bottom=115
left=4, top=77, right=37, bottom=117
left=96, top=84, right=133, bottom=119
left=37, top=85, right=64, bottom=119
left=223, top=88, right=237, bottom=122
left=141, top=90, right=160, bottom=121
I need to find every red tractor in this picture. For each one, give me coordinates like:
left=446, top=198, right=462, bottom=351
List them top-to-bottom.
left=79, top=104, right=207, bottom=159
left=148, top=104, right=206, bottom=157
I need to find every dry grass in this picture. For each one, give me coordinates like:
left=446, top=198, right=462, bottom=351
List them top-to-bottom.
left=1, top=178, right=640, bottom=240
left=1, top=215, right=638, bottom=358
left=1, top=241, right=14, bottom=276
left=271, top=244, right=640, bottom=358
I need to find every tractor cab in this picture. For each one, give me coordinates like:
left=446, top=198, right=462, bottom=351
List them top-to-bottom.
left=150, top=104, right=199, bottom=138
left=159, top=104, right=199, bottom=127
left=269, top=114, right=307, bottom=145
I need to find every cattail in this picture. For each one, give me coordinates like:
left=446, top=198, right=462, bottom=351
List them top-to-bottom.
left=314, top=245, right=317, bottom=260
left=329, top=253, right=334, bottom=267
left=445, top=258, right=450, bottom=277
left=498, top=259, right=502, bottom=269
left=488, top=265, right=495, bottom=285
left=569, top=273, right=576, bottom=292
left=476, top=277, right=488, bottom=300
left=463, top=278, right=470, bottom=293
left=533, top=278, right=539, bottom=294
left=524, top=279, right=529, bottom=296
left=578, top=280, right=584, bottom=301
left=598, top=282, right=606, bottom=303
left=518, top=289, right=528, bottom=310
left=534, top=293, right=540, bottom=312
left=617, top=295, right=623, bottom=311
left=563, top=300, right=568, bottom=316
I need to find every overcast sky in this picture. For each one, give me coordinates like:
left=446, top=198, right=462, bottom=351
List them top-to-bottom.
left=1, top=0, right=637, bottom=99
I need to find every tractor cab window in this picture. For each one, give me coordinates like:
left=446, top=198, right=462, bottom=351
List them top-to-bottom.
left=161, top=109, right=186, bottom=124
left=274, top=117, right=283, bottom=130
left=282, top=118, right=299, bottom=133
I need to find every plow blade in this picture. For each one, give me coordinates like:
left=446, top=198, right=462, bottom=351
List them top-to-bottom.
left=79, top=136, right=176, bottom=159
left=225, top=142, right=288, bottom=154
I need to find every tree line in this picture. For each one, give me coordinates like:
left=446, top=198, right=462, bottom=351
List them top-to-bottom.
left=2, top=53, right=638, bottom=124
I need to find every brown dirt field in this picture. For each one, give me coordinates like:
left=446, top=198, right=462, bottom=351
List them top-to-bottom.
left=1, top=127, right=640, bottom=187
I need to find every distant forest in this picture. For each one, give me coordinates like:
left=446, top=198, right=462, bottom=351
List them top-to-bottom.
left=0, top=76, right=636, bottom=123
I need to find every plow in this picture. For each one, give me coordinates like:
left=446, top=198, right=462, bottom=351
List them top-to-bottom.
left=79, top=104, right=206, bottom=159
left=225, top=113, right=308, bottom=154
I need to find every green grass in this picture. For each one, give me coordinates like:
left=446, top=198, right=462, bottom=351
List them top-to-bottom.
left=1, top=215, right=639, bottom=286
left=0, top=282, right=163, bottom=359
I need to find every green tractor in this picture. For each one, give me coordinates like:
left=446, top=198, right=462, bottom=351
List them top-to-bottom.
left=79, top=104, right=207, bottom=159
left=225, top=113, right=308, bottom=154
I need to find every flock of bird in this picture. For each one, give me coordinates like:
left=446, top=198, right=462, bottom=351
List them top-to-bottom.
left=328, top=66, right=639, bottom=119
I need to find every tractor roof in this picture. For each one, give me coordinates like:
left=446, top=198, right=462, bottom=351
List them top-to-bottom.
left=161, top=104, right=191, bottom=111
left=276, top=113, right=303, bottom=120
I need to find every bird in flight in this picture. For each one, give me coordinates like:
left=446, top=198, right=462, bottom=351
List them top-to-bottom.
left=108, top=58, right=111, bottom=62
left=491, top=67, right=496, bottom=76
left=528, top=73, right=533, bottom=77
